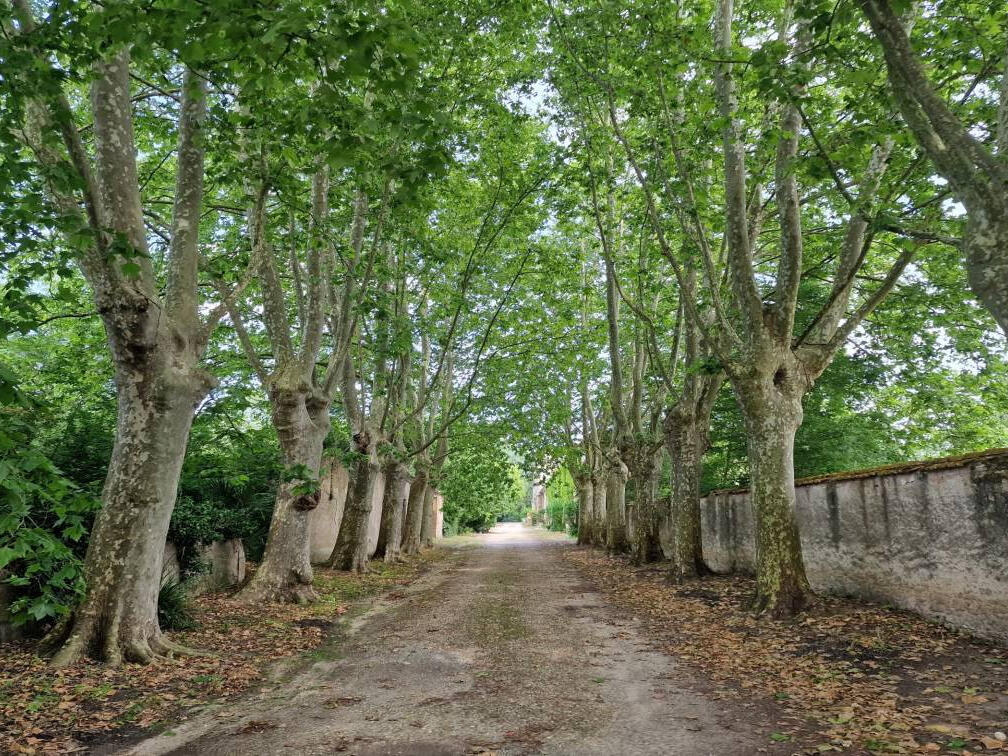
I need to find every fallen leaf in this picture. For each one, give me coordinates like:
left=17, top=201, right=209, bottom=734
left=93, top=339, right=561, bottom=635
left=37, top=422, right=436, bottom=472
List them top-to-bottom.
left=961, top=694, right=990, bottom=704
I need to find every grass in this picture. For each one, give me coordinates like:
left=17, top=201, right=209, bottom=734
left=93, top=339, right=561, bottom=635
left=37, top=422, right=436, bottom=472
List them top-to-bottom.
left=313, top=560, right=414, bottom=606
left=74, top=683, right=116, bottom=700
left=27, top=692, right=59, bottom=713
left=117, top=700, right=148, bottom=724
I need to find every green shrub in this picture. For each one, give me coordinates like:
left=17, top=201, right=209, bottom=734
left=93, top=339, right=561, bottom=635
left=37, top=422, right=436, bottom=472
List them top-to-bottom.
left=0, top=365, right=100, bottom=627
left=170, top=424, right=282, bottom=564
left=441, top=429, right=527, bottom=533
left=545, top=468, right=577, bottom=533
left=157, top=574, right=196, bottom=631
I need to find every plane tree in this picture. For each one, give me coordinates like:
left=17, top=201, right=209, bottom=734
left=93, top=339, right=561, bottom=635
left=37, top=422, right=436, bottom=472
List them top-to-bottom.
left=0, top=0, right=354, bottom=662
left=550, top=0, right=955, bottom=614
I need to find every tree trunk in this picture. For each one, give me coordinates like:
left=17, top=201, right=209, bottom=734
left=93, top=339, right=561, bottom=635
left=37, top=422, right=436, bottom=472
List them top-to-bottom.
left=857, top=0, right=1008, bottom=336
left=33, top=54, right=218, bottom=665
left=964, top=216, right=1008, bottom=336
left=50, top=337, right=212, bottom=666
left=665, top=374, right=723, bottom=581
left=735, top=377, right=812, bottom=617
left=238, top=388, right=329, bottom=603
left=666, top=412, right=709, bottom=580
left=625, top=444, right=662, bottom=564
left=329, top=447, right=380, bottom=573
left=605, top=453, right=630, bottom=553
left=375, top=460, right=410, bottom=562
left=401, top=465, right=428, bottom=555
left=590, top=470, right=607, bottom=546
left=575, top=475, right=593, bottom=545
left=397, top=481, right=410, bottom=543
left=420, top=485, right=436, bottom=547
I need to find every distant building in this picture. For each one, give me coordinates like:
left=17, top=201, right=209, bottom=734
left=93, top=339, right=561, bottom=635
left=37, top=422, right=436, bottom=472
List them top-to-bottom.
left=531, top=483, right=547, bottom=514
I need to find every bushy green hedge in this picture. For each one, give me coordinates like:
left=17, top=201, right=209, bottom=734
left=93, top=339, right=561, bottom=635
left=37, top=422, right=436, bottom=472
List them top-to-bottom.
left=0, top=365, right=99, bottom=627
left=169, top=423, right=283, bottom=567
left=440, top=429, right=526, bottom=534
left=545, top=467, right=577, bottom=534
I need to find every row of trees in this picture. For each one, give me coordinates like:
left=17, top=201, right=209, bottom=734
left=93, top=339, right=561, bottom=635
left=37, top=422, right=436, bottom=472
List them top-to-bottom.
left=1, top=0, right=1005, bottom=669
left=1, top=0, right=554, bottom=664
left=509, top=0, right=1007, bottom=617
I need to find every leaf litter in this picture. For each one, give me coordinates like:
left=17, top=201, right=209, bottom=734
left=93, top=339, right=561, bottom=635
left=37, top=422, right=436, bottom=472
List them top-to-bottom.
left=564, top=547, right=1008, bottom=755
left=0, top=560, right=427, bottom=754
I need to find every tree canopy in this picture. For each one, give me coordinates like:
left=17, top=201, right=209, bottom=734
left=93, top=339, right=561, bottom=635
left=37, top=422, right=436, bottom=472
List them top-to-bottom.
left=0, top=0, right=1005, bottom=656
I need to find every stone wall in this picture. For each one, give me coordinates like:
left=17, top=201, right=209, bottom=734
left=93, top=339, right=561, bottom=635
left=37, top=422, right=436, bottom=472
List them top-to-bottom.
left=700, top=449, right=1008, bottom=643
left=308, top=459, right=350, bottom=564
left=531, top=483, right=547, bottom=513
left=161, top=538, right=246, bottom=595
left=190, top=539, right=246, bottom=594
left=162, top=542, right=181, bottom=583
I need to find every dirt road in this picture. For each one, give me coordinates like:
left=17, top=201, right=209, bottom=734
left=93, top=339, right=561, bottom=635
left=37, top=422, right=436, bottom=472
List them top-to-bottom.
left=123, top=525, right=763, bottom=755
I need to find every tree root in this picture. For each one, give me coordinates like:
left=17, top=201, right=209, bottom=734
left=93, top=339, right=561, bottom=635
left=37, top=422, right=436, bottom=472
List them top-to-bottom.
left=666, top=560, right=711, bottom=585
left=236, top=573, right=319, bottom=605
left=749, top=586, right=814, bottom=619
left=46, top=609, right=209, bottom=667
left=39, top=614, right=73, bottom=657
left=49, top=626, right=92, bottom=668
left=154, top=634, right=215, bottom=658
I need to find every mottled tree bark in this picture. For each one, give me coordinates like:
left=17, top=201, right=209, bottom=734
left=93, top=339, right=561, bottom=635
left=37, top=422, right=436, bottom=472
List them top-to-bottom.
left=599, top=0, right=912, bottom=619
left=860, top=0, right=1008, bottom=335
left=22, top=52, right=224, bottom=664
left=235, top=164, right=335, bottom=602
left=323, top=193, right=384, bottom=575
left=50, top=348, right=212, bottom=665
left=733, top=364, right=811, bottom=616
left=664, top=373, right=722, bottom=580
left=239, top=387, right=329, bottom=603
left=421, top=435, right=447, bottom=547
left=329, top=436, right=380, bottom=573
left=624, top=443, right=662, bottom=564
left=605, top=452, right=630, bottom=553
left=375, top=460, right=410, bottom=562
left=402, top=463, right=429, bottom=555
left=590, top=469, right=607, bottom=547
left=575, top=473, right=593, bottom=545
left=420, top=485, right=436, bottom=547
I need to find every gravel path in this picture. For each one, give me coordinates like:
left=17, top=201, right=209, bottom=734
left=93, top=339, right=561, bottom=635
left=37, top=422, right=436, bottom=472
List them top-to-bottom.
left=123, top=525, right=763, bottom=755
